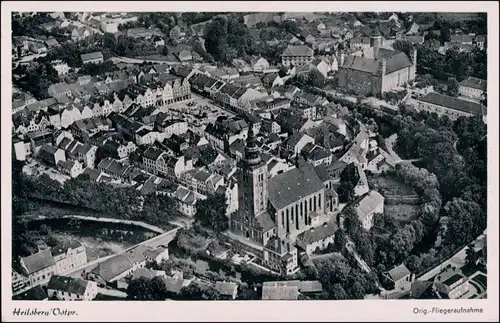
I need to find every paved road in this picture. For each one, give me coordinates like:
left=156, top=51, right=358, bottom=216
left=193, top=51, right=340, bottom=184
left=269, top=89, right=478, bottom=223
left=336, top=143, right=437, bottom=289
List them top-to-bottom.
left=385, top=134, right=402, bottom=163
left=418, top=233, right=486, bottom=281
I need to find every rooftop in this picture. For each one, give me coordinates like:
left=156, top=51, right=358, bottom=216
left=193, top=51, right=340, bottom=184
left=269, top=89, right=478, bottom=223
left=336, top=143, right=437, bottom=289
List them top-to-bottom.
left=459, top=76, right=487, bottom=91
left=419, top=92, right=485, bottom=116
left=268, top=163, right=324, bottom=211
left=21, top=249, right=55, bottom=275
left=47, top=275, right=89, bottom=295
left=262, top=281, right=300, bottom=300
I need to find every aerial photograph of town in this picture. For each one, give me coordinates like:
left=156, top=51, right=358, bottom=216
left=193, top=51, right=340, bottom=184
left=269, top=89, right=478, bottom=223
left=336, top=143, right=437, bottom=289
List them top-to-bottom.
left=10, top=10, right=487, bottom=302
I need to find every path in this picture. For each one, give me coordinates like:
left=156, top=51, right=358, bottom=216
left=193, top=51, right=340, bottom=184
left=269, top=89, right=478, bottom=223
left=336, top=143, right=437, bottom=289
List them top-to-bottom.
left=109, top=56, right=181, bottom=65
left=384, top=134, right=423, bottom=164
left=385, top=134, right=402, bottom=163
left=60, top=215, right=165, bottom=234
left=345, top=238, right=384, bottom=292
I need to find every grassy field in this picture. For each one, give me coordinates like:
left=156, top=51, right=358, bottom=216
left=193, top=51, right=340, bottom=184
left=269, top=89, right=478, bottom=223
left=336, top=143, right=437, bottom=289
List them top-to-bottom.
left=370, top=175, right=417, bottom=196
left=385, top=204, right=421, bottom=223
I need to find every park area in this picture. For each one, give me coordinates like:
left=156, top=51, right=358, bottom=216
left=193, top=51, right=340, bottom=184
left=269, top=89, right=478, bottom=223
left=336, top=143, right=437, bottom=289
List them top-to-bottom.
left=370, top=175, right=421, bottom=223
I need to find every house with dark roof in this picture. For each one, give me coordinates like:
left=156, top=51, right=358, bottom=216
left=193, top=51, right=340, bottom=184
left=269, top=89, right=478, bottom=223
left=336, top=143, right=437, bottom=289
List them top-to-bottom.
left=458, top=77, right=487, bottom=101
left=418, top=92, right=486, bottom=121
left=283, top=132, right=315, bottom=157
left=37, top=144, right=66, bottom=166
left=296, top=221, right=338, bottom=255
left=88, top=254, right=133, bottom=286
left=47, top=275, right=98, bottom=301
left=410, top=279, right=435, bottom=299
left=13, top=285, right=48, bottom=301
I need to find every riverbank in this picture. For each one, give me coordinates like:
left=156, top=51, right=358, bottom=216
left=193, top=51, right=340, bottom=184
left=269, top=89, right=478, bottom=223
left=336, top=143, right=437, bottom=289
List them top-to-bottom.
left=20, top=197, right=174, bottom=232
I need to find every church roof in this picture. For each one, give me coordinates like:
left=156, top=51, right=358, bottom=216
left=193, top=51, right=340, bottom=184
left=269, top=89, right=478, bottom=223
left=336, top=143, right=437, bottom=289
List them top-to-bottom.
left=384, top=51, right=413, bottom=74
left=342, top=56, right=379, bottom=74
left=268, top=163, right=324, bottom=210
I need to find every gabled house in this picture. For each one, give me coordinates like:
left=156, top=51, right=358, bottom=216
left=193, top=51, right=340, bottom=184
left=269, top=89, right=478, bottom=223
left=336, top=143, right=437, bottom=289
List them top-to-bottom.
left=47, top=275, right=98, bottom=301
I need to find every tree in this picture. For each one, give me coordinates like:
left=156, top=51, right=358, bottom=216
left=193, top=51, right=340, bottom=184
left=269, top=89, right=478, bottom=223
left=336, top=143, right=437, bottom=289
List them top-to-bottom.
left=204, top=17, right=230, bottom=62
left=393, top=39, right=414, bottom=59
left=307, top=69, right=326, bottom=88
left=446, top=77, right=459, bottom=97
left=337, top=163, right=359, bottom=203
left=337, top=181, right=355, bottom=203
left=195, top=193, right=228, bottom=232
left=443, top=198, right=485, bottom=248
left=342, top=206, right=362, bottom=236
left=46, top=236, right=59, bottom=247
left=465, top=244, right=478, bottom=266
left=405, top=255, right=422, bottom=273
left=148, top=276, right=167, bottom=300
left=126, top=277, right=153, bottom=300
left=348, top=281, right=366, bottom=299
left=329, top=283, right=348, bottom=300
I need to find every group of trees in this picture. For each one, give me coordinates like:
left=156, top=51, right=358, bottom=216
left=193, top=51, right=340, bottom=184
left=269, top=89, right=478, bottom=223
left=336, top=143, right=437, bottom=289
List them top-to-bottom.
left=12, top=12, right=55, bottom=37
left=204, top=14, right=259, bottom=62
left=416, top=44, right=487, bottom=81
left=79, top=60, right=116, bottom=76
left=13, top=61, right=60, bottom=100
left=296, top=69, right=327, bottom=89
left=341, top=96, right=486, bottom=277
left=392, top=111, right=486, bottom=267
left=337, top=163, right=360, bottom=203
left=16, top=172, right=181, bottom=228
left=194, top=193, right=229, bottom=233
left=312, top=257, right=379, bottom=299
left=126, top=276, right=222, bottom=301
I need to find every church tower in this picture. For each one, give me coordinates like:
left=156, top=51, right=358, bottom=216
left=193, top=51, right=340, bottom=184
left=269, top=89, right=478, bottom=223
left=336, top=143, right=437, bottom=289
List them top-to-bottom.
left=370, top=26, right=383, bottom=49
left=237, top=124, right=269, bottom=217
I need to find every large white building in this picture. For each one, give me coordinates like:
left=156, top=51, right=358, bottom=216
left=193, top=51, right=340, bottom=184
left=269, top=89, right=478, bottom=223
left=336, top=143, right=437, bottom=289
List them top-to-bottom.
left=281, top=45, right=314, bottom=67
left=458, top=77, right=487, bottom=101
left=417, top=92, right=486, bottom=122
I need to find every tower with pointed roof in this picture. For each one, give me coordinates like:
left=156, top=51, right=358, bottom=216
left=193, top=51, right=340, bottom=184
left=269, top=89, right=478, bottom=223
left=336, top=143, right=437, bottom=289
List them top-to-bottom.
left=237, top=124, right=269, bottom=223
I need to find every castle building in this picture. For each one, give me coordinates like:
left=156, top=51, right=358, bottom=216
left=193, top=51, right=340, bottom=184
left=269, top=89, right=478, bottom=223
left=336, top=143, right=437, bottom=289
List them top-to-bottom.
left=337, top=27, right=417, bottom=96
left=226, top=126, right=337, bottom=275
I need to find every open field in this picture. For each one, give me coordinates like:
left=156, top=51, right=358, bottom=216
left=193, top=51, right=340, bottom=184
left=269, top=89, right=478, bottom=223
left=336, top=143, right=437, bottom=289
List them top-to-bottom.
left=370, top=175, right=417, bottom=196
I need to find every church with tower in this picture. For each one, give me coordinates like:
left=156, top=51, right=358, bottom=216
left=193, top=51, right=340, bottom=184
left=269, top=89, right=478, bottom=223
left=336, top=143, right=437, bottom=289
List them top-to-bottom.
left=337, top=26, right=417, bottom=96
left=225, top=126, right=337, bottom=276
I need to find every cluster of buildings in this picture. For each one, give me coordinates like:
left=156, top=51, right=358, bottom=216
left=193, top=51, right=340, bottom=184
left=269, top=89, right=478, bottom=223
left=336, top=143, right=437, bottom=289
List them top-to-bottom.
left=12, top=11, right=488, bottom=300
left=12, top=239, right=88, bottom=295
